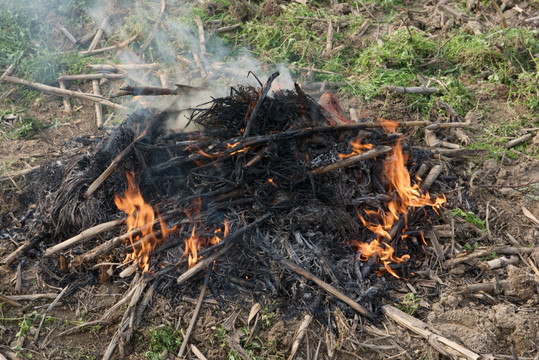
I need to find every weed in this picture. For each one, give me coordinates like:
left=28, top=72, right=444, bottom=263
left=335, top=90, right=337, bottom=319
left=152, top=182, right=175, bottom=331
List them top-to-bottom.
left=451, top=208, right=486, bottom=231
left=464, top=242, right=479, bottom=251
left=482, top=251, right=498, bottom=261
left=397, top=293, right=420, bottom=316
left=142, top=326, right=182, bottom=360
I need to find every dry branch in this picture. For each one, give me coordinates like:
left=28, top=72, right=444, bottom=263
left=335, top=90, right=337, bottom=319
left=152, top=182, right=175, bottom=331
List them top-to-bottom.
left=137, top=0, right=166, bottom=56
left=194, top=15, right=207, bottom=57
left=87, top=16, right=109, bottom=53
left=59, top=26, right=78, bottom=45
left=81, top=34, right=139, bottom=56
left=87, top=63, right=159, bottom=72
left=243, top=72, right=280, bottom=138
left=56, top=73, right=125, bottom=81
left=0, top=74, right=126, bottom=111
left=92, top=80, right=104, bottom=128
left=57, top=81, right=72, bottom=113
left=386, top=86, right=439, bottom=94
left=426, top=122, right=470, bottom=130
left=505, top=133, right=533, bottom=149
left=311, top=146, right=392, bottom=175
left=44, top=219, right=124, bottom=257
left=177, top=243, right=234, bottom=285
left=444, top=246, right=536, bottom=267
left=177, top=267, right=211, bottom=357
left=34, top=285, right=70, bottom=345
left=0, top=294, right=22, bottom=307
left=382, top=305, right=480, bottom=359
left=288, top=314, right=313, bottom=360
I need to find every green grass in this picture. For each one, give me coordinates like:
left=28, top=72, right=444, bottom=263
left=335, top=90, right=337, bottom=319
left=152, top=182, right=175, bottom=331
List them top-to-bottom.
left=451, top=208, right=486, bottom=231
left=141, top=326, right=183, bottom=360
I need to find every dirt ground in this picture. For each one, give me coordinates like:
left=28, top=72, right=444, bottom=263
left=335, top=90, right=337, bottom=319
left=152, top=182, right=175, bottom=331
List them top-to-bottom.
left=1, top=1, right=538, bottom=360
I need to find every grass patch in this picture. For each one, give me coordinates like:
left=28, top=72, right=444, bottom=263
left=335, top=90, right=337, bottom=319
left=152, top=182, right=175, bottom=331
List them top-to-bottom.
left=451, top=208, right=486, bottom=231
left=140, top=326, right=183, bottom=360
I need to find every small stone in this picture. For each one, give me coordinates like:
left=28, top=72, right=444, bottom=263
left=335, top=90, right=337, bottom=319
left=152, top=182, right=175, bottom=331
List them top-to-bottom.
left=445, top=295, right=460, bottom=309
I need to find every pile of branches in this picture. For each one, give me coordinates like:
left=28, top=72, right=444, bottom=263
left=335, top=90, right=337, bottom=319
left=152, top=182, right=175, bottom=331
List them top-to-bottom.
left=8, top=73, right=449, bottom=358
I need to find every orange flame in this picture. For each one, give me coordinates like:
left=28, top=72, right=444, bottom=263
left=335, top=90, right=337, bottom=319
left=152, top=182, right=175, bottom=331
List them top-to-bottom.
left=378, top=118, right=399, bottom=133
left=339, top=137, right=374, bottom=159
left=353, top=139, right=445, bottom=278
left=227, top=142, right=250, bottom=155
left=114, top=171, right=175, bottom=273
left=183, top=219, right=229, bottom=268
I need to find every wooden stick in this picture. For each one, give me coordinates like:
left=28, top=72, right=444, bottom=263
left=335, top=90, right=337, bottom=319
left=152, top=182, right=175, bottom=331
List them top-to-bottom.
left=137, top=0, right=166, bottom=56
left=194, top=15, right=207, bottom=57
left=87, top=16, right=109, bottom=53
left=325, top=20, right=334, bottom=54
left=215, top=24, right=241, bottom=33
left=59, top=26, right=78, bottom=45
left=81, top=34, right=139, bottom=56
left=192, top=51, right=207, bottom=78
left=106, top=62, right=151, bottom=87
left=87, top=63, right=159, bottom=72
left=243, top=72, right=280, bottom=138
left=56, top=73, right=125, bottom=81
left=0, top=74, right=126, bottom=111
left=57, top=80, right=72, bottom=113
left=92, top=80, right=103, bottom=128
left=386, top=86, right=439, bottom=94
left=84, top=111, right=168, bottom=198
left=426, top=122, right=470, bottom=130
left=505, top=133, right=533, bottom=149
left=311, top=146, right=392, bottom=175
left=0, top=166, right=39, bottom=182
left=44, top=219, right=124, bottom=257
left=4, top=233, right=45, bottom=265
left=177, top=243, right=233, bottom=285
left=444, top=246, right=536, bottom=267
left=486, top=255, right=519, bottom=269
left=275, top=256, right=374, bottom=320
left=177, top=267, right=211, bottom=357
left=455, top=281, right=509, bottom=294
left=34, top=285, right=70, bottom=345
left=5, top=293, right=58, bottom=300
left=0, top=294, right=22, bottom=307
left=382, top=305, right=480, bottom=359
left=287, top=314, right=313, bottom=360
left=191, top=345, right=209, bottom=360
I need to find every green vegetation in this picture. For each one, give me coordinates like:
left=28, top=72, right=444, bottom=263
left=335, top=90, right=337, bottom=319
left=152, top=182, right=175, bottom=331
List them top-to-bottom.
left=451, top=208, right=486, bottom=231
left=397, top=293, right=420, bottom=316
left=141, top=326, right=183, bottom=360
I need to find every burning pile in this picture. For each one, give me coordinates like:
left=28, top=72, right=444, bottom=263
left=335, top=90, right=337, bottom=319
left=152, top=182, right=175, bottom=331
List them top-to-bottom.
left=17, top=73, right=449, bottom=325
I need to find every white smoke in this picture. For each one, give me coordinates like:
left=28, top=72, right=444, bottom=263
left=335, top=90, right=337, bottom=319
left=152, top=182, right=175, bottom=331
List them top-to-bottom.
left=86, top=0, right=295, bottom=133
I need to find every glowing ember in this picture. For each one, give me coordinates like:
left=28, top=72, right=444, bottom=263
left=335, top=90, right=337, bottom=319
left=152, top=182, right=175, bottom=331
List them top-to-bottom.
left=339, top=136, right=374, bottom=159
left=353, top=139, right=446, bottom=278
left=227, top=142, right=249, bottom=155
left=114, top=171, right=175, bottom=273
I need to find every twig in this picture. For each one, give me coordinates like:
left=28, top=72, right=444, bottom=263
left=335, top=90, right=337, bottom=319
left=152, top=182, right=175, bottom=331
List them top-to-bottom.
left=137, top=0, right=166, bottom=56
left=491, top=0, right=508, bottom=28
left=194, top=15, right=207, bottom=57
left=524, top=15, right=539, bottom=22
left=87, top=16, right=109, bottom=53
left=325, top=20, right=334, bottom=54
left=215, top=24, right=241, bottom=33
left=59, top=26, right=78, bottom=45
left=80, top=34, right=139, bottom=56
left=192, top=51, right=208, bottom=78
left=87, top=63, right=159, bottom=72
left=243, top=72, right=280, bottom=138
left=56, top=73, right=125, bottom=81
left=0, top=74, right=126, bottom=111
left=92, top=80, right=103, bottom=128
left=57, top=81, right=72, bottom=113
left=386, top=86, right=439, bottom=94
left=425, top=122, right=470, bottom=130
left=505, top=133, right=533, bottom=149
left=311, top=146, right=392, bottom=175
left=0, top=166, right=39, bottom=182
left=44, top=219, right=124, bottom=257
left=4, top=233, right=46, bottom=265
left=177, top=243, right=234, bottom=285
left=444, top=246, right=536, bottom=267
left=262, top=250, right=374, bottom=320
left=486, top=255, right=519, bottom=270
left=177, top=267, right=211, bottom=357
left=455, top=281, right=509, bottom=294
left=34, top=285, right=70, bottom=345
left=3, top=293, right=58, bottom=301
left=0, top=294, right=22, bottom=307
left=382, top=305, right=480, bottom=359
left=287, top=314, right=313, bottom=360
left=191, top=345, right=209, bottom=360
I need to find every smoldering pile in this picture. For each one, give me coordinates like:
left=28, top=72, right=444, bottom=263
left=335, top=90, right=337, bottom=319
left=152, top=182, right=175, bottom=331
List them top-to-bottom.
left=12, top=73, right=448, bottom=323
